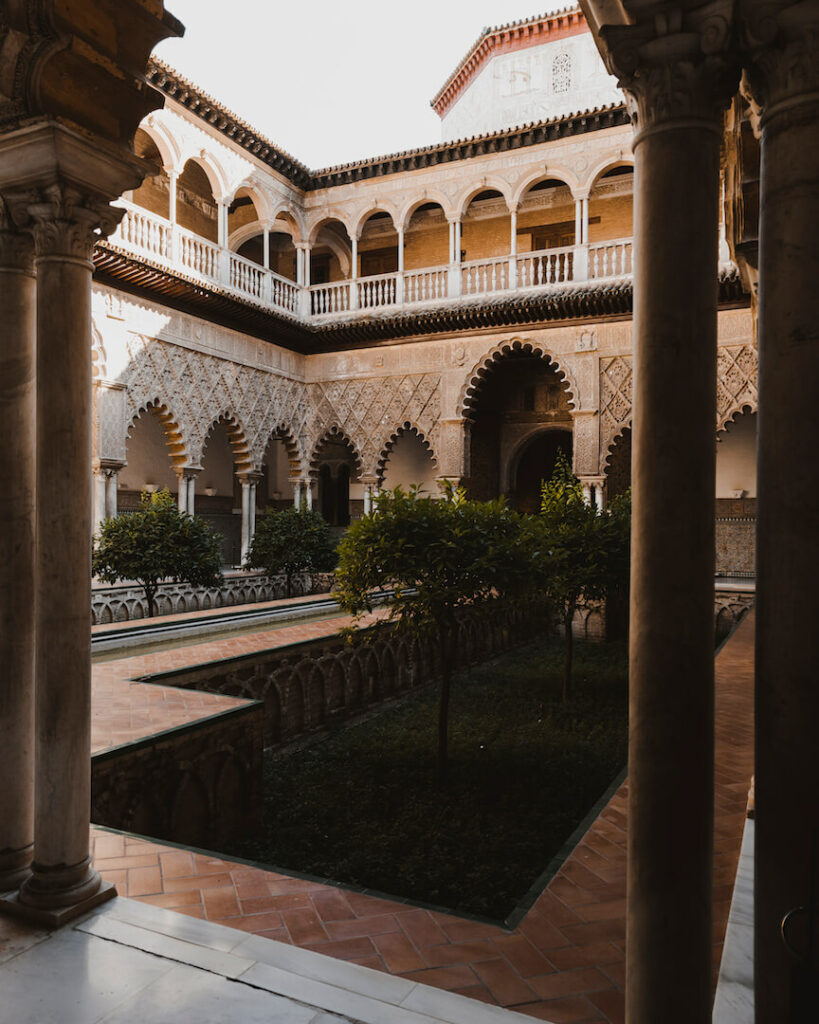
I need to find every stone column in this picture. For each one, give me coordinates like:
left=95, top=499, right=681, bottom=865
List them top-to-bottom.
left=742, top=6, right=819, bottom=1019
left=599, top=16, right=739, bottom=1023
left=15, top=185, right=122, bottom=920
left=508, top=209, right=518, bottom=289
left=0, top=212, right=36, bottom=893
left=349, top=235, right=359, bottom=311
left=92, top=461, right=122, bottom=534
left=176, top=467, right=198, bottom=515
left=105, top=469, right=119, bottom=519
left=239, top=474, right=260, bottom=564
left=292, top=478, right=302, bottom=508
left=303, top=478, right=314, bottom=511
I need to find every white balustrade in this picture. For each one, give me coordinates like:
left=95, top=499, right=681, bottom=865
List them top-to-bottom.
left=105, top=201, right=636, bottom=323
left=111, top=202, right=171, bottom=261
left=177, top=227, right=220, bottom=281
left=588, top=238, right=633, bottom=279
left=516, top=246, right=575, bottom=288
left=229, top=251, right=264, bottom=301
left=461, top=256, right=510, bottom=296
left=403, top=266, right=448, bottom=304
left=357, top=272, right=398, bottom=310
left=310, top=281, right=351, bottom=316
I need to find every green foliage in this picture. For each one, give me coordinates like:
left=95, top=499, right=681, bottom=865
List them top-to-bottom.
left=535, top=450, right=631, bottom=700
left=335, top=485, right=543, bottom=783
left=92, top=489, right=222, bottom=617
left=246, top=505, right=337, bottom=597
left=226, top=635, right=628, bottom=920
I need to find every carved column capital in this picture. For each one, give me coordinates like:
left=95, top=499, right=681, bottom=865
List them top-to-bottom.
left=739, top=0, right=819, bottom=120
left=598, top=3, right=740, bottom=141
left=22, top=184, right=124, bottom=263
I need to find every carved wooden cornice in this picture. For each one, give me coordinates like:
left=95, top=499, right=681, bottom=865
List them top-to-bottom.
left=0, top=1, right=182, bottom=145
left=145, top=56, right=631, bottom=190
left=93, top=241, right=747, bottom=354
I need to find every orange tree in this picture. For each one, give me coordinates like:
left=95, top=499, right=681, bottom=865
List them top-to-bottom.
left=536, top=451, right=631, bottom=702
left=334, top=485, right=544, bottom=786
left=92, top=489, right=223, bottom=617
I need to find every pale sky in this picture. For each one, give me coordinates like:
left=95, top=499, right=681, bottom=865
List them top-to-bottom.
left=155, top=1, right=570, bottom=169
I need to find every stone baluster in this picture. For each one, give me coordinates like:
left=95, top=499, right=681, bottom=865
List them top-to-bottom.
left=740, top=3, right=819, bottom=1019
left=593, top=7, right=740, bottom=1021
left=0, top=211, right=36, bottom=893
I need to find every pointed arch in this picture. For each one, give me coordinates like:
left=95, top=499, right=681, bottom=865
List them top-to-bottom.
left=459, top=339, right=579, bottom=421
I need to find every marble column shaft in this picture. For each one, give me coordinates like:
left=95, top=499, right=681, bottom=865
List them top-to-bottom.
left=749, top=25, right=819, bottom=1021
left=625, top=78, right=729, bottom=1024
left=19, top=205, right=104, bottom=909
left=0, top=222, right=36, bottom=891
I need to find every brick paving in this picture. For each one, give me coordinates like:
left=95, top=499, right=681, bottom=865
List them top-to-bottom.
left=91, top=605, right=384, bottom=752
left=89, top=606, right=756, bottom=1023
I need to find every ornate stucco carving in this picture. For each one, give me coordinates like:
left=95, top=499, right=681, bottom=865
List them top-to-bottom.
left=717, top=343, right=758, bottom=431
left=599, top=354, right=632, bottom=469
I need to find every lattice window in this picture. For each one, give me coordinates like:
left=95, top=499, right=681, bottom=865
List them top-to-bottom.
left=552, top=52, right=572, bottom=93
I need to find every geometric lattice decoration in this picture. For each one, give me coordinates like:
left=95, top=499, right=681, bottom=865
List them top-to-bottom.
left=716, top=344, right=758, bottom=431
left=599, top=354, right=633, bottom=467
left=307, top=374, right=441, bottom=479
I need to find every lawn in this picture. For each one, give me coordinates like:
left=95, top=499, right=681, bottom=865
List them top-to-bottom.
left=226, top=635, right=629, bottom=921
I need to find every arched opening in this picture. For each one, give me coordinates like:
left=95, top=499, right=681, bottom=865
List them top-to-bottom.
left=128, top=129, right=170, bottom=219
left=177, top=158, right=218, bottom=243
left=589, top=165, right=634, bottom=245
left=517, top=177, right=576, bottom=253
left=227, top=187, right=264, bottom=248
left=460, top=189, right=510, bottom=266
left=404, top=202, right=449, bottom=270
left=358, top=210, right=399, bottom=278
left=310, top=219, right=352, bottom=285
left=465, top=350, right=573, bottom=505
left=119, top=407, right=180, bottom=510
left=716, top=409, right=757, bottom=577
left=716, top=410, right=757, bottom=499
left=198, top=420, right=242, bottom=565
left=606, top=427, right=632, bottom=501
left=380, top=428, right=437, bottom=493
left=512, top=429, right=573, bottom=513
left=260, top=431, right=296, bottom=510
left=313, top=435, right=361, bottom=527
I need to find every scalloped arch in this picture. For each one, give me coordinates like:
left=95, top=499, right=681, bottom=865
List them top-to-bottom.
left=458, top=339, right=579, bottom=421
left=126, top=399, right=189, bottom=470
left=717, top=401, right=757, bottom=436
left=199, top=412, right=253, bottom=475
left=601, top=421, right=633, bottom=472
left=259, top=423, right=303, bottom=480
left=376, top=423, right=438, bottom=484
left=308, top=427, right=363, bottom=479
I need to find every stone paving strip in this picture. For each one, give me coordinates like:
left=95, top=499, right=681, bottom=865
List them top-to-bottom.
left=89, top=604, right=756, bottom=1023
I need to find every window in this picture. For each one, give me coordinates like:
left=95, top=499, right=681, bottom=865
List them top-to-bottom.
left=552, top=52, right=571, bottom=94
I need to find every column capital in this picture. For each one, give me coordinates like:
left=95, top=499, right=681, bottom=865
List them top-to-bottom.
left=739, top=0, right=819, bottom=120
left=596, top=2, right=740, bottom=141
left=21, top=183, right=124, bottom=262
left=175, top=466, right=201, bottom=481
left=238, top=471, right=263, bottom=485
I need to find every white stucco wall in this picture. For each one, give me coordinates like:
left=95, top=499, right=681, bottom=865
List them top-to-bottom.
left=440, top=32, right=622, bottom=142
left=382, top=432, right=438, bottom=493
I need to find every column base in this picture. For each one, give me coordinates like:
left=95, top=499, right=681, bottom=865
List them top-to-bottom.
left=0, top=845, right=34, bottom=894
left=0, top=880, right=116, bottom=929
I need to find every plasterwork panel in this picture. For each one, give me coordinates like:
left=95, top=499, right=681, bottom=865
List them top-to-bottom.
left=717, top=344, right=758, bottom=431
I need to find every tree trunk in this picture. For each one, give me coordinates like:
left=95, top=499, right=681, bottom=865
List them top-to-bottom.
left=146, top=588, right=156, bottom=618
left=563, top=603, right=575, bottom=703
left=436, top=632, right=452, bottom=788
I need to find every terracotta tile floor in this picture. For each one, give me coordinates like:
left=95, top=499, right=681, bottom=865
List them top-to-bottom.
left=91, top=605, right=384, bottom=752
left=90, top=609, right=755, bottom=1023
